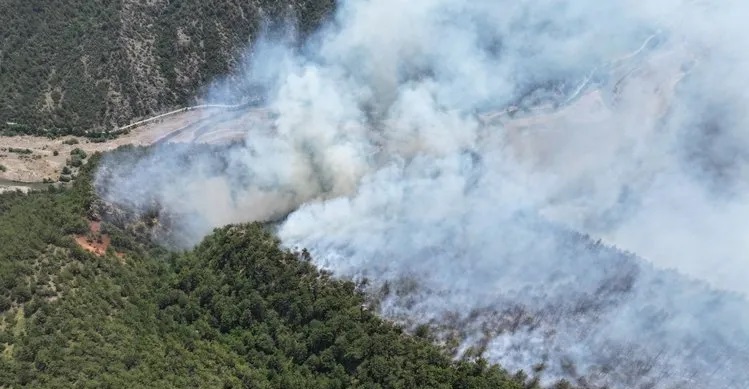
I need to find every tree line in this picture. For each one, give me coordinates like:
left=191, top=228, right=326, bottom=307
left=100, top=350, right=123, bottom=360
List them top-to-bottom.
left=0, top=155, right=582, bottom=388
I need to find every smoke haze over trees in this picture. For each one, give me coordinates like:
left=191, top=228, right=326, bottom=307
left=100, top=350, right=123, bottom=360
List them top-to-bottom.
left=97, top=0, right=749, bottom=387
left=0, top=160, right=553, bottom=388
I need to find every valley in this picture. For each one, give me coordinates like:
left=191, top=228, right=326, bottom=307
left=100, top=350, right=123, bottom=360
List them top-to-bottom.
left=0, top=106, right=267, bottom=190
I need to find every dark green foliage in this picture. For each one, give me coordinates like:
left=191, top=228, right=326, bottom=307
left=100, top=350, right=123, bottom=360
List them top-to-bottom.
left=0, top=0, right=335, bottom=136
left=62, top=139, right=79, bottom=146
left=6, top=148, right=32, bottom=154
left=70, top=148, right=87, bottom=159
left=67, top=155, right=83, bottom=168
left=0, top=157, right=557, bottom=389
left=0, top=161, right=94, bottom=312
left=0, top=164, right=6, bottom=172
left=164, top=224, right=537, bottom=389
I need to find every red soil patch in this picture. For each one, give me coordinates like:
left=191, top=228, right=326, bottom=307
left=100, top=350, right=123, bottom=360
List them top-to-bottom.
left=74, top=220, right=124, bottom=260
left=74, top=234, right=111, bottom=256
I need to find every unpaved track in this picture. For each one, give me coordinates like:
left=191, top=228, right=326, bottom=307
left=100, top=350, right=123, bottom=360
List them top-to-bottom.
left=0, top=39, right=690, bottom=190
left=0, top=106, right=258, bottom=186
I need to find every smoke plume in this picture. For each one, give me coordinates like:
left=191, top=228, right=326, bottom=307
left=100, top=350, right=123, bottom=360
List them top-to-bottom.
left=96, top=0, right=749, bottom=387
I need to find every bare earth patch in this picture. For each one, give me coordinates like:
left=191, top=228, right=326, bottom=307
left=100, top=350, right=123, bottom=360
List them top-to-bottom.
left=0, top=107, right=253, bottom=185
left=74, top=220, right=124, bottom=261
left=74, top=235, right=111, bottom=256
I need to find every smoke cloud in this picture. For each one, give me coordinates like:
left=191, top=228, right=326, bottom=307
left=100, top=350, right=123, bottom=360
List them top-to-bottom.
left=96, top=0, right=749, bottom=387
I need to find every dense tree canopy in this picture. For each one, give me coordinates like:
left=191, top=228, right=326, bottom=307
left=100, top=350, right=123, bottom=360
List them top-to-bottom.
left=0, top=0, right=334, bottom=136
left=0, top=157, right=567, bottom=388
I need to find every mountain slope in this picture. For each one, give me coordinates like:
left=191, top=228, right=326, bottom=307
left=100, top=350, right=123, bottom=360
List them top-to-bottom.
left=0, top=0, right=333, bottom=136
left=0, top=158, right=554, bottom=388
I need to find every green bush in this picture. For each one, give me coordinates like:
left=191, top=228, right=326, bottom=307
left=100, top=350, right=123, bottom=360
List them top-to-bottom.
left=70, top=148, right=87, bottom=159
left=67, top=155, right=83, bottom=168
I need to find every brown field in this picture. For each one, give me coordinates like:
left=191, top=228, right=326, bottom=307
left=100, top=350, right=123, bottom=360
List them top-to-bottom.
left=0, top=107, right=261, bottom=186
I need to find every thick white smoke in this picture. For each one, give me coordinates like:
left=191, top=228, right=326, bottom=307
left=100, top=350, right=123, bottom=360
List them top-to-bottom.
left=96, top=0, right=749, bottom=387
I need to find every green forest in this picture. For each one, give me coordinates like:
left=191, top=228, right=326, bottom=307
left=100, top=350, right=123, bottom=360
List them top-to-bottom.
left=0, top=0, right=334, bottom=137
left=0, top=157, right=574, bottom=388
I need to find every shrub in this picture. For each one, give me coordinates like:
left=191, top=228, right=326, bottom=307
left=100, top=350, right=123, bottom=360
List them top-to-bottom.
left=63, top=138, right=79, bottom=145
left=70, top=148, right=87, bottom=159
left=11, top=284, right=32, bottom=303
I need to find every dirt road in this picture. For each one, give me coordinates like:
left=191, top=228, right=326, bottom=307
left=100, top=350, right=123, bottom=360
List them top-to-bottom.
left=0, top=38, right=690, bottom=191
left=0, top=106, right=258, bottom=186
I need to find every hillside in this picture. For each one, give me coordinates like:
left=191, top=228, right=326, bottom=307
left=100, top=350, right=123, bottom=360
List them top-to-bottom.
left=0, top=0, right=333, bottom=136
left=0, top=157, right=564, bottom=388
